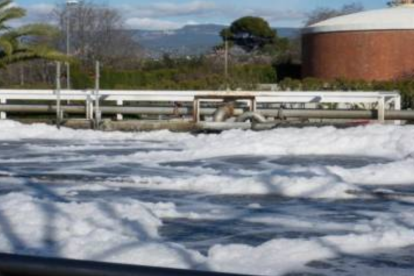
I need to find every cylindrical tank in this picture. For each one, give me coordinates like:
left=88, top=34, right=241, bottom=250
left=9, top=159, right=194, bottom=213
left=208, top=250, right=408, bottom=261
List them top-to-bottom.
left=302, top=4, right=414, bottom=81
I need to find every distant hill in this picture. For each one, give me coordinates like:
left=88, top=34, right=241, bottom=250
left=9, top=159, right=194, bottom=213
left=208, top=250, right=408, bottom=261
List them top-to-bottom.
left=130, top=24, right=301, bottom=57
left=276, top=28, right=301, bottom=39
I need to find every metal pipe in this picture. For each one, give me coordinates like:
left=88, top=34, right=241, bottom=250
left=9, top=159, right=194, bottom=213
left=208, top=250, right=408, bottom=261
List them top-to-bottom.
left=213, top=104, right=234, bottom=122
left=0, top=105, right=86, bottom=114
left=1, top=105, right=414, bottom=120
left=273, top=109, right=414, bottom=120
left=236, top=112, right=267, bottom=123
left=197, top=121, right=371, bottom=132
left=250, top=121, right=361, bottom=131
left=197, top=122, right=251, bottom=131
left=0, top=253, right=252, bottom=276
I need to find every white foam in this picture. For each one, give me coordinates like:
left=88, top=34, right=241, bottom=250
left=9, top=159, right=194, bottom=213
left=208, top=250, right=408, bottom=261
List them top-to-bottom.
left=0, top=120, right=187, bottom=142
left=1, top=121, right=414, bottom=160
left=2, top=121, right=414, bottom=275
left=169, top=125, right=414, bottom=161
left=329, top=158, right=414, bottom=185
left=127, top=173, right=358, bottom=198
left=1, top=181, right=414, bottom=275
left=0, top=193, right=205, bottom=268
left=319, top=209, right=414, bottom=255
left=206, top=211, right=414, bottom=275
left=245, top=215, right=371, bottom=233
left=206, top=239, right=334, bottom=275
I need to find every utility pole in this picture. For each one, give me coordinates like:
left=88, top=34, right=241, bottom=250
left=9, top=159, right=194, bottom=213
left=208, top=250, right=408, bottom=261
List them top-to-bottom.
left=66, top=0, right=79, bottom=90
left=224, top=39, right=229, bottom=90
left=225, top=40, right=229, bottom=80
left=19, top=65, right=24, bottom=86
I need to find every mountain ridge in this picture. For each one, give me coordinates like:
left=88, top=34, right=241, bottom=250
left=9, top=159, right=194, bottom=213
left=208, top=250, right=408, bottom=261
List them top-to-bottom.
left=130, top=24, right=301, bottom=57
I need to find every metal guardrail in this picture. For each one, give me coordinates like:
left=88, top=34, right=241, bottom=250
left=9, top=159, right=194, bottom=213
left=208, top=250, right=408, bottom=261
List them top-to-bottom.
left=0, top=89, right=402, bottom=123
left=0, top=89, right=402, bottom=103
left=1, top=105, right=414, bottom=120
left=0, top=253, right=253, bottom=276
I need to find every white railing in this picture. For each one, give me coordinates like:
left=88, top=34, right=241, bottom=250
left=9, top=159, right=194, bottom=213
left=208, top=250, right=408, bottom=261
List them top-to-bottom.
left=0, top=89, right=402, bottom=122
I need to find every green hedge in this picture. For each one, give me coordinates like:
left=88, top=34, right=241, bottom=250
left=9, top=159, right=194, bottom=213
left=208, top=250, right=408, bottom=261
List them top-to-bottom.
left=71, top=59, right=414, bottom=109
left=71, top=63, right=277, bottom=90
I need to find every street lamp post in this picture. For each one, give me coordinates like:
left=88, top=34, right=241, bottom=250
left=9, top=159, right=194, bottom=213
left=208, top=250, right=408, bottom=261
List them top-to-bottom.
left=65, top=0, right=79, bottom=90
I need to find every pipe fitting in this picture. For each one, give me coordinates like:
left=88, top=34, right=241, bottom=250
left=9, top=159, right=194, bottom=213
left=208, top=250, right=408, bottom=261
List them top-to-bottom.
left=213, top=103, right=234, bottom=122
left=236, top=112, right=267, bottom=123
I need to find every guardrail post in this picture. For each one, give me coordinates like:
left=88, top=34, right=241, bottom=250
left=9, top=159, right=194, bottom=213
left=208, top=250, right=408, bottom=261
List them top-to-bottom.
left=94, top=61, right=101, bottom=129
left=86, top=92, right=94, bottom=120
left=395, top=95, right=402, bottom=125
left=378, top=96, right=385, bottom=123
left=251, top=97, right=257, bottom=112
left=0, top=98, right=6, bottom=120
left=193, top=98, right=200, bottom=122
left=117, top=100, right=124, bottom=121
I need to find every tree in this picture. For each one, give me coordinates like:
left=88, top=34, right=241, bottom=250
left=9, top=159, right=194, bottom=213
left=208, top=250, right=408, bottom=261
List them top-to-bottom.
left=0, top=0, right=64, bottom=68
left=388, top=0, right=413, bottom=6
left=53, top=1, right=142, bottom=67
left=305, top=3, right=364, bottom=26
left=221, top=16, right=277, bottom=52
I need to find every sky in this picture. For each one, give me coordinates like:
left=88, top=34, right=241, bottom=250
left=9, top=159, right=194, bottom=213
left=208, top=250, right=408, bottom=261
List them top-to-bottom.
left=14, top=0, right=388, bottom=30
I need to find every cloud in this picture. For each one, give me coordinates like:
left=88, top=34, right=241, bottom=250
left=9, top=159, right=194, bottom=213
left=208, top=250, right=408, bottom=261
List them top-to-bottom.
left=12, top=0, right=307, bottom=31
left=120, top=0, right=306, bottom=30
left=120, top=0, right=219, bottom=30
left=121, top=0, right=217, bottom=18
left=149, top=1, right=217, bottom=17
left=5, top=3, right=55, bottom=27
left=28, top=3, right=55, bottom=16
left=233, top=7, right=306, bottom=23
left=125, top=18, right=185, bottom=30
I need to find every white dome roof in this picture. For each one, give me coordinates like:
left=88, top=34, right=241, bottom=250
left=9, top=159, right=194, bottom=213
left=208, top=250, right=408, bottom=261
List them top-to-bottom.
left=304, top=5, right=414, bottom=34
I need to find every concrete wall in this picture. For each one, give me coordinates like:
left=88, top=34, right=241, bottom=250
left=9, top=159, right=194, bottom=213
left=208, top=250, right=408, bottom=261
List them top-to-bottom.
left=302, top=30, right=414, bottom=81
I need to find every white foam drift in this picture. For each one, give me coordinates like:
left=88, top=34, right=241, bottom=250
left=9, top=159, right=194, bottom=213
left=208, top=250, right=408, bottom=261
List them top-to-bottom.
left=1, top=121, right=414, bottom=159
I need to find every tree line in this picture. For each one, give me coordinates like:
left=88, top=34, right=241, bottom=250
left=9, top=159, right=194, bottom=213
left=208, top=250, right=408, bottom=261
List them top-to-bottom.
left=0, top=0, right=368, bottom=88
left=0, top=0, right=290, bottom=89
left=1, top=0, right=414, bottom=109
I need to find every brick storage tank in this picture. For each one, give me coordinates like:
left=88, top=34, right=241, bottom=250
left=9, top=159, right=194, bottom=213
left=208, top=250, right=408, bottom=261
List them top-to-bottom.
left=302, top=4, right=414, bottom=81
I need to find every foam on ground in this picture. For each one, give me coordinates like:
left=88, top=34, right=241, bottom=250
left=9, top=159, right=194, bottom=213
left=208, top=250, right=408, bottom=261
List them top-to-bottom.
left=1, top=121, right=414, bottom=159
left=1, top=121, right=414, bottom=275
left=329, top=158, right=414, bottom=185
left=126, top=173, right=359, bottom=198
left=1, top=177, right=414, bottom=275
left=0, top=192, right=205, bottom=268
left=206, top=239, right=334, bottom=275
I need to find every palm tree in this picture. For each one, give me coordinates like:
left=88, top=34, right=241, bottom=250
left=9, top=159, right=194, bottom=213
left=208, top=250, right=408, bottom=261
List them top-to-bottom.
left=0, top=0, right=65, bottom=68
